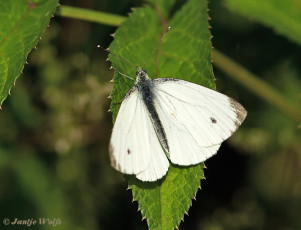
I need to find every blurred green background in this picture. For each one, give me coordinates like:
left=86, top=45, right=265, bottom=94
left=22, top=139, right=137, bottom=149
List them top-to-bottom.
left=0, top=0, right=300, bottom=229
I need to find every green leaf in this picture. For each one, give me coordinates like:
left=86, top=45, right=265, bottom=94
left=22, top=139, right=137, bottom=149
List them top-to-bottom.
left=0, top=0, right=58, bottom=107
left=109, top=0, right=214, bottom=229
left=224, top=0, right=301, bottom=45
left=128, top=164, right=204, bottom=230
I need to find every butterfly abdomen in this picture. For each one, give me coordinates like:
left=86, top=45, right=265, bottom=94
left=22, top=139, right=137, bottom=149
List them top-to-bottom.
left=136, top=70, right=170, bottom=154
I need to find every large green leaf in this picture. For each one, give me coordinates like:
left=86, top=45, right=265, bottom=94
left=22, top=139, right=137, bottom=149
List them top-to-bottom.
left=0, top=0, right=58, bottom=107
left=109, top=0, right=214, bottom=229
left=225, top=0, right=301, bottom=45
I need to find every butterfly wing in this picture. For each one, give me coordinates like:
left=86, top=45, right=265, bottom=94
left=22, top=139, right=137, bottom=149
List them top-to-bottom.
left=153, top=78, right=247, bottom=166
left=109, top=87, right=169, bottom=181
left=135, top=134, right=169, bottom=181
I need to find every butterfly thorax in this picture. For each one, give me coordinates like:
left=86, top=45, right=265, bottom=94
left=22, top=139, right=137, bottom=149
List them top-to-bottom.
left=135, top=67, right=170, bottom=153
left=135, top=67, right=154, bottom=108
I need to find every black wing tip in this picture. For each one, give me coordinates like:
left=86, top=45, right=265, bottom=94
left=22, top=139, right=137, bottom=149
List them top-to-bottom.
left=228, top=97, right=248, bottom=127
left=109, top=143, right=122, bottom=171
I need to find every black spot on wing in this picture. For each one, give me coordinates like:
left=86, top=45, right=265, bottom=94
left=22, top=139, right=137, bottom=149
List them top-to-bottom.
left=210, top=117, right=217, bottom=123
left=127, top=149, right=131, bottom=155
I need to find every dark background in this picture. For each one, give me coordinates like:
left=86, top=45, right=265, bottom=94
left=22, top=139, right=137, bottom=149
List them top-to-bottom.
left=0, top=0, right=300, bottom=229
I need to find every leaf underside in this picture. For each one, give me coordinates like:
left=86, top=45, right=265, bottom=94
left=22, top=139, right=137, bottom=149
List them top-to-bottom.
left=0, top=0, right=59, bottom=107
left=109, top=0, right=214, bottom=229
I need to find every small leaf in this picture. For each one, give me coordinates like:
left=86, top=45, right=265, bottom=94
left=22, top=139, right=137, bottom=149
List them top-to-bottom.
left=0, top=0, right=58, bottom=107
left=109, top=0, right=214, bottom=229
left=225, top=0, right=301, bottom=45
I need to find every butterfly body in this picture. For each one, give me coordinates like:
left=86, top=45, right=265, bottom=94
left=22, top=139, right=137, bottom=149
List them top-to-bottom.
left=135, top=67, right=169, bottom=153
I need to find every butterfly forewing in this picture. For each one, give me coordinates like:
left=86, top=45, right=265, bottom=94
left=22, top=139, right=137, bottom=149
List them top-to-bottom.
left=152, top=78, right=247, bottom=166
left=110, top=87, right=169, bottom=181
left=110, top=88, right=149, bottom=174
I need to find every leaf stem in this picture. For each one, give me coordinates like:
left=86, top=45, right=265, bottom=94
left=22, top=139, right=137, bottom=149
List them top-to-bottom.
left=55, top=6, right=126, bottom=26
left=212, top=49, right=301, bottom=122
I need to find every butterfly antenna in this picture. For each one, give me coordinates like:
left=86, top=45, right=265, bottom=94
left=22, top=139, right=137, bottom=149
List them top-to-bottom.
left=142, top=26, right=171, bottom=68
left=97, top=45, right=135, bottom=81
left=97, top=45, right=136, bottom=68
left=115, top=70, right=135, bottom=81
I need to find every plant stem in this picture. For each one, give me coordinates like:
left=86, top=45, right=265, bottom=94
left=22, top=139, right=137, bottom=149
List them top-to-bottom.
left=56, top=5, right=301, bottom=122
left=55, top=6, right=126, bottom=26
left=212, top=49, right=301, bottom=122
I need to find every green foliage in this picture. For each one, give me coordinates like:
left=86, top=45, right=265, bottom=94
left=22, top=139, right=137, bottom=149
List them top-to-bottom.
left=0, top=0, right=58, bottom=107
left=109, top=0, right=213, bottom=229
left=225, top=0, right=301, bottom=45
left=0, top=150, right=75, bottom=229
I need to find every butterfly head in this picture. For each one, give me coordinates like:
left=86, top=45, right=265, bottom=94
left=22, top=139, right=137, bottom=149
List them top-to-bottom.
left=135, top=66, right=149, bottom=84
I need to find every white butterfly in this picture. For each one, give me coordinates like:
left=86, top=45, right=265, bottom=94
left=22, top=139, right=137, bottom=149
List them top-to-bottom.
left=106, top=27, right=247, bottom=182
left=109, top=64, right=247, bottom=182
